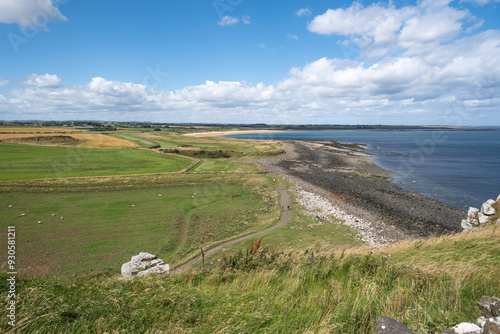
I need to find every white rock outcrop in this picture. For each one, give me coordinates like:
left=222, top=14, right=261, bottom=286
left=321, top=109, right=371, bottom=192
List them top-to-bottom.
left=462, top=196, right=499, bottom=231
left=481, top=201, right=496, bottom=216
left=461, top=207, right=479, bottom=230
left=121, top=252, right=169, bottom=278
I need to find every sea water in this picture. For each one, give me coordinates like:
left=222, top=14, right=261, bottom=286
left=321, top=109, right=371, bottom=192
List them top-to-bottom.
left=227, top=129, right=500, bottom=210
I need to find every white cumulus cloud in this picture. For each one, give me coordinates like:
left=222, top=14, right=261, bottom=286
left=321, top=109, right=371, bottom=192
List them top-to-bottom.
left=0, top=0, right=66, bottom=30
left=460, top=0, right=500, bottom=4
left=308, top=1, right=474, bottom=57
left=24, top=74, right=62, bottom=87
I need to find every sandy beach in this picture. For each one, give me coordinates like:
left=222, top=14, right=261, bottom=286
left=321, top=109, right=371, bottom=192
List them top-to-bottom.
left=184, top=130, right=288, bottom=137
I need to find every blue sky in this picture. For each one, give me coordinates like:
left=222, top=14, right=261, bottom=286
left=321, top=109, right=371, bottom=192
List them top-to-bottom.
left=0, top=0, right=499, bottom=125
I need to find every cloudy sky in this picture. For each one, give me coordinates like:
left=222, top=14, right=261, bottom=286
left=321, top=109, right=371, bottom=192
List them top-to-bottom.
left=0, top=0, right=499, bottom=125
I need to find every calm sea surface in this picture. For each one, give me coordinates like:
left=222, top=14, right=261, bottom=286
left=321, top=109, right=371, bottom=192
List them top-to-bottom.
left=227, top=129, right=500, bottom=209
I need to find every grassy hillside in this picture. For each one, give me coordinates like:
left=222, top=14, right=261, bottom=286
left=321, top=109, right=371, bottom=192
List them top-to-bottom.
left=1, top=225, right=498, bottom=333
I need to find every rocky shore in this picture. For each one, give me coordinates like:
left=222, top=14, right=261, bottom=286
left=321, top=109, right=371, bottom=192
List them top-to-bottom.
left=257, top=140, right=466, bottom=243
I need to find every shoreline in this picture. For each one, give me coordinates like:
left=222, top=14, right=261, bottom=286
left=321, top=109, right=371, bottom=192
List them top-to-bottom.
left=185, top=129, right=467, bottom=244
left=183, top=130, right=290, bottom=137
left=256, top=140, right=465, bottom=245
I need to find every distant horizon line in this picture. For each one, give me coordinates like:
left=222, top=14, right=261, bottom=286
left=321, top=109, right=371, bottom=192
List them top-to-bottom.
left=1, top=120, right=500, bottom=128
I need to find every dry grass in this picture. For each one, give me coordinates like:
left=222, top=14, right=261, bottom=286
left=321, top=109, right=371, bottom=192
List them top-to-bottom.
left=0, top=126, right=84, bottom=133
left=0, top=133, right=137, bottom=148
left=71, top=134, right=137, bottom=148
left=327, top=224, right=500, bottom=281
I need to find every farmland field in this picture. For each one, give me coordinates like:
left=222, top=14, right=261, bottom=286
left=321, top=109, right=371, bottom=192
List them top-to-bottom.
left=0, top=133, right=137, bottom=148
left=0, top=142, right=193, bottom=181
left=0, top=173, right=280, bottom=276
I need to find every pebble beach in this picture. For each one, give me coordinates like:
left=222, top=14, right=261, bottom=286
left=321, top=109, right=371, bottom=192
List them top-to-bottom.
left=257, top=140, right=466, bottom=246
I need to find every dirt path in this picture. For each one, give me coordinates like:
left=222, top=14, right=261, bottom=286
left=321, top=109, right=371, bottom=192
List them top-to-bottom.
left=171, top=180, right=292, bottom=274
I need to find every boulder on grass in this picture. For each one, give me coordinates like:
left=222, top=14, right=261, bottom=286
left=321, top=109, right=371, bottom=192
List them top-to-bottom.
left=121, top=252, right=169, bottom=278
left=441, top=323, right=481, bottom=334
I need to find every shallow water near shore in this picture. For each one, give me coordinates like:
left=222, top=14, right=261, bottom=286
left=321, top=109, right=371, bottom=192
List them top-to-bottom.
left=227, top=129, right=500, bottom=209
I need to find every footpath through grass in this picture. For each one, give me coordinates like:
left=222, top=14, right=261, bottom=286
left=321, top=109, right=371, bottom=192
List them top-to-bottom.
left=0, top=143, right=192, bottom=181
left=1, top=225, right=498, bottom=333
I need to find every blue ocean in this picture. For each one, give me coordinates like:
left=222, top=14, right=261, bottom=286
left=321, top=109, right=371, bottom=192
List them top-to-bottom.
left=227, top=129, right=500, bottom=210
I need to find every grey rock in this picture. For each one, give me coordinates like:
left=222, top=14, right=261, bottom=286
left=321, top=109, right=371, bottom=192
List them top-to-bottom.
left=497, top=194, right=500, bottom=202
left=482, top=202, right=496, bottom=216
left=478, top=296, right=500, bottom=318
left=374, top=317, right=413, bottom=334
left=477, top=317, right=500, bottom=334
left=442, top=323, right=481, bottom=334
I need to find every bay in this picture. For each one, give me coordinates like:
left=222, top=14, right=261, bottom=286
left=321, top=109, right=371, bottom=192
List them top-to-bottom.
left=226, top=129, right=500, bottom=209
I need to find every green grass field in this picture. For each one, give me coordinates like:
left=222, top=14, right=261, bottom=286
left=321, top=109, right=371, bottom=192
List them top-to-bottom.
left=0, top=143, right=193, bottom=181
left=188, top=160, right=259, bottom=173
left=0, top=173, right=281, bottom=276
